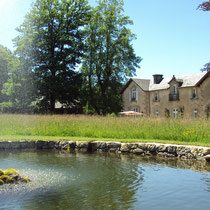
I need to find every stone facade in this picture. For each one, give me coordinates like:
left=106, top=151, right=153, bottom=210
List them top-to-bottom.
left=121, top=71, right=210, bottom=118
left=122, top=80, right=149, bottom=114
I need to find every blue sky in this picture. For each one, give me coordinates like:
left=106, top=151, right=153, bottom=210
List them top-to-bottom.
left=0, top=0, right=209, bottom=79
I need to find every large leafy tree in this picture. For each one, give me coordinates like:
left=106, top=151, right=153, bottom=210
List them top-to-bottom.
left=14, top=0, right=91, bottom=113
left=81, top=0, right=141, bottom=115
left=0, top=45, right=11, bottom=103
left=0, top=45, right=35, bottom=113
left=2, top=58, right=36, bottom=113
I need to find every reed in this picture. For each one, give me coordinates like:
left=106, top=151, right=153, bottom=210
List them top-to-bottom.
left=0, top=114, right=209, bottom=145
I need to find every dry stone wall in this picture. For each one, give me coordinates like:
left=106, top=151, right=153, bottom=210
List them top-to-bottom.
left=0, top=140, right=210, bottom=162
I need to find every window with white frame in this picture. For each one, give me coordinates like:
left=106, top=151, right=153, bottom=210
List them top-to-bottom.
left=172, top=108, right=178, bottom=118
left=154, top=109, right=159, bottom=117
left=193, top=109, right=198, bottom=118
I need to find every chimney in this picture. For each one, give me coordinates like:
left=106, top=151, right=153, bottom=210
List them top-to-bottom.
left=153, top=74, right=164, bottom=84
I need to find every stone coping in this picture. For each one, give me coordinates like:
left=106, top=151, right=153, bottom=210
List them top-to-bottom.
left=0, top=140, right=210, bottom=162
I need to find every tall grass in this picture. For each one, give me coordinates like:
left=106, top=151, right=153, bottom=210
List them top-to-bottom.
left=0, top=114, right=209, bottom=145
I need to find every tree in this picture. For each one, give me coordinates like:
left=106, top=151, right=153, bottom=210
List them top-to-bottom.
left=14, top=0, right=91, bottom=113
left=81, top=0, right=142, bottom=115
left=198, top=1, right=210, bottom=11
left=0, top=44, right=35, bottom=113
left=0, top=45, right=12, bottom=103
left=2, top=58, right=36, bottom=113
left=201, top=62, right=210, bottom=72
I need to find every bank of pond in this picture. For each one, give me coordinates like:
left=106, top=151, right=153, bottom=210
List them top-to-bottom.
left=0, top=140, right=210, bottom=162
left=0, top=148, right=210, bottom=209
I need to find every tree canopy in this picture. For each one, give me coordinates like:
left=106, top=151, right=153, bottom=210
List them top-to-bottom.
left=0, top=0, right=141, bottom=114
left=14, top=0, right=91, bottom=113
left=81, top=0, right=142, bottom=114
left=0, top=45, right=35, bottom=113
left=0, top=45, right=12, bottom=104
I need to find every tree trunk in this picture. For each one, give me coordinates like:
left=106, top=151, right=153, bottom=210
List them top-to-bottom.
left=50, top=70, right=56, bottom=114
left=50, top=94, right=56, bottom=114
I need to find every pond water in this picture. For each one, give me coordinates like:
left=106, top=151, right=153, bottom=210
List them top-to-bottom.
left=0, top=150, right=210, bottom=210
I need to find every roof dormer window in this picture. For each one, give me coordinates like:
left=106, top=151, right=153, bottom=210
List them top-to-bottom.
left=169, top=84, right=179, bottom=101
left=171, top=85, right=177, bottom=94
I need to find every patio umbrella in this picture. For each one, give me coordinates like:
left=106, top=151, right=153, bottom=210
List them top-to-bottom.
left=119, top=111, right=144, bottom=116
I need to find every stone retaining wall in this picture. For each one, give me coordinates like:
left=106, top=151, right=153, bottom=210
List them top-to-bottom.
left=0, top=140, right=210, bottom=162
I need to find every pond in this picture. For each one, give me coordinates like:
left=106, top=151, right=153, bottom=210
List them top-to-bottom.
left=0, top=150, right=210, bottom=210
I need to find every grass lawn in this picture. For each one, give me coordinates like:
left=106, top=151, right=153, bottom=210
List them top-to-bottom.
left=0, top=114, right=209, bottom=147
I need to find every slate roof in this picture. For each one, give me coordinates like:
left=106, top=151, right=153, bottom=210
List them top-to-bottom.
left=121, top=71, right=209, bottom=93
left=149, top=72, right=207, bottom=91
left=132, top=79, right=150, bottom=91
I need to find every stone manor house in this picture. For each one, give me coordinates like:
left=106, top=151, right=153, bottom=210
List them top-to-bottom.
left=121, top=71, right=210, bottom=118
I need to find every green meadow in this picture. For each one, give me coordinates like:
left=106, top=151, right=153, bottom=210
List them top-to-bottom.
left=0, top=114, right=209, bottom=146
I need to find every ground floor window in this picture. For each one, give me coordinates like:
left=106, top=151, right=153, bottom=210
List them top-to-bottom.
left=134, top=107, right=139, bottom=112
left=172, top=108, right=178, bottom=118
left=154, top=109, right=159, bottom=117
left=193, top=109, right=198, bottom=118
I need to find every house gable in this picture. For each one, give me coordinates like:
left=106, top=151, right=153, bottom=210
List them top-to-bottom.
left=120, top=78, right=150, bottom=94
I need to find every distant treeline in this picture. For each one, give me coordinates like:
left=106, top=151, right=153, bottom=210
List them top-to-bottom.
left=0, top=0, right=142, bottom=115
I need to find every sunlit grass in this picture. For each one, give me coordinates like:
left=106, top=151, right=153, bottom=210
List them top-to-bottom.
left=0, top=114, right=209, bottom=146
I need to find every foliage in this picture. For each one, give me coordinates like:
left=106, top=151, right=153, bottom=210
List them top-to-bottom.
left=2, top=0, right=141, bottom=115
left=14, top=0, right=91, bottom=113
left=81, top=0, right=141, bottom=115
left=198, top=1, right=210, bottom=11
left=0, top=45, right=35, bottom=113
left=0, top=45, right=13, bottom=103
left=2, top=59, right=36, bottom=113
left=201, top=62, right=210, bottom=72
left=0, top=102, right=13, bottom=113
left=205, top=104, right=210, bottom=118
left=179, top=106, right=184, bottom=118
left=164, top=108, right=170, bottom=118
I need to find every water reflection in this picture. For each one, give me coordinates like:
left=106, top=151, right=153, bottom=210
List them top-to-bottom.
left=0, top=150, right=209, bottom=209
left=0, top=150, right=144, bottom=209
left=120, top=153, right=210, bottom=172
